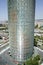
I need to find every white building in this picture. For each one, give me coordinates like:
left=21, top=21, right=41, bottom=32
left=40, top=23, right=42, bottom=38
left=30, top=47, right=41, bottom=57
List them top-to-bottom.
left=35, top=19, right=43, bottom=27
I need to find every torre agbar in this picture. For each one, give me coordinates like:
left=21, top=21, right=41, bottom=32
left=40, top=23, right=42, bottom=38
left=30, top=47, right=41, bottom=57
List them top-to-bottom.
left=8, top=0, right=35, bottom=63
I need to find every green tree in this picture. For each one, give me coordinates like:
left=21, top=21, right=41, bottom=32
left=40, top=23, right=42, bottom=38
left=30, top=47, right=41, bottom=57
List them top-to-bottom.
left=35, top=24, right=38, bottom=29
left=34, top=38, right=37, bottom=47
left=25, top=55, right=40, bottom=65
left=33, top=55, right=40, bottom=61
left=25, top=58, right=33, bottom=65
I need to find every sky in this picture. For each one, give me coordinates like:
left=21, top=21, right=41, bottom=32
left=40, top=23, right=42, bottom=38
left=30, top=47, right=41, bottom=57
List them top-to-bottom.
left=0, top=0, right=43, bottom=21
left=35, top=0, right=43, bottom=19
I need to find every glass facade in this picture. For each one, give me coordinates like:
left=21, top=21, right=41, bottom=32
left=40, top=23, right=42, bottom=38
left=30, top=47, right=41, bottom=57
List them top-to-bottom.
left=8, top=0, right=35, bottom=62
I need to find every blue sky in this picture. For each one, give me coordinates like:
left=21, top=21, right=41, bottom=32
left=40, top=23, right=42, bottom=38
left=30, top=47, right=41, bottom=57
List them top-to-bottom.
left=0, top=0, right=43, bottom=21
left=0, top=0, right=8, bottom=21
left=35, top=0, right=43, bottom=19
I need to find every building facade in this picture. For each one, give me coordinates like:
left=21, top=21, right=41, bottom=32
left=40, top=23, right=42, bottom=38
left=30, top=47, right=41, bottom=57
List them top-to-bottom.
left=8, top=0, right=35, bottom=63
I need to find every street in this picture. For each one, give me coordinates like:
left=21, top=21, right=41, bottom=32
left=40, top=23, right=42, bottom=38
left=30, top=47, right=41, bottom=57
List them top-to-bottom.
left=0, top=47, right=17, bottom=65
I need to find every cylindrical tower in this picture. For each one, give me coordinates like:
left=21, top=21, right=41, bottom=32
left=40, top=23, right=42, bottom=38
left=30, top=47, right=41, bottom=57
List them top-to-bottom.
left=8, top=0, right=35, bottom=63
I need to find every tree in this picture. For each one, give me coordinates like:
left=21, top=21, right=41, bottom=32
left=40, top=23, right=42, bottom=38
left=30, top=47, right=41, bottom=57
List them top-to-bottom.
left=35, top=24, right=38, bottom=29
left=34, top=38, right=37, bottom=47
left=25, top=55, right=40, bottom=65
left=33, top=55, right=40, bottom=61
left=25, top=58, right=33, bottom=65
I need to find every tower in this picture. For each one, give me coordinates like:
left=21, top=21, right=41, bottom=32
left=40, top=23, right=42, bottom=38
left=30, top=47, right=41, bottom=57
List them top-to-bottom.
left=8, top=0, right=35, bottom=63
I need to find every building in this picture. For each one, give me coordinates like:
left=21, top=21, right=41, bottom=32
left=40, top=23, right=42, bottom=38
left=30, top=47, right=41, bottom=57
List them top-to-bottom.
left=8, top=0, right=35, bottom=64
left=35, top=19, right=43, bottom=27
left=34, top=47, right=43, bottom=59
